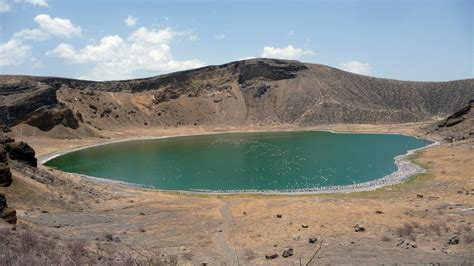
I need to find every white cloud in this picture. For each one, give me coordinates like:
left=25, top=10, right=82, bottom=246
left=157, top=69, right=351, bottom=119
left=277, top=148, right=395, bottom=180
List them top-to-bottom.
left=0, top=0, right=11, bottom=12
left=15, top=0, right=48, bottom=7
left=14, top=14, right=81, bottom=41
left=124, top=15, right=137, bottom=27
left=129, top=26, right=174, bottom=44
left=49, top=27, right=204, bottom=80
left=287, top=30, right=295, bottom=36
left=215, top=34, right=225, bottom=40
left=0, top=39, right=30, bottom=66
left=261, top=44, right=314, bottom=60
left=340, top=60, right=372, bottom=75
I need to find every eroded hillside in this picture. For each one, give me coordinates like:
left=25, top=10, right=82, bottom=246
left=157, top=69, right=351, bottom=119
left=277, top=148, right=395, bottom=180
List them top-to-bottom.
left=1, top=59, right=473, bottom=138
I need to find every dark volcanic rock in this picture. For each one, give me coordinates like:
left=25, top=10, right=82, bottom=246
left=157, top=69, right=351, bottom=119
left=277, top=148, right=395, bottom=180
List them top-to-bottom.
left=238, top=59, right=307, bottom=84
left=0, top=84, right=59, bottom=127
left=429, top=99, right=474, bottom=141
left=24, top=105, right=79, bottom=131
left=6, top=141, right=37, bottom=167
left=0, top=146, right=12, bottom=187
left=0, top=163, right=12, bottom=187
left=0, top=193, right=6, bottom=211
left=0, top=194, right=16, bottom=224
left=0, top=207, right=17, bottom=224
left=448, top=235, right=460, bottom=245
left=282, top=247, right=294, bottom=258
left=265, top=253, right=278, bottom=259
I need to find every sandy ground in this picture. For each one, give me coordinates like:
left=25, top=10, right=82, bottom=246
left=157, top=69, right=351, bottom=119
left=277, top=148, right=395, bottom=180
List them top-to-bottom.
left=3, top=123, right=474, bottom=264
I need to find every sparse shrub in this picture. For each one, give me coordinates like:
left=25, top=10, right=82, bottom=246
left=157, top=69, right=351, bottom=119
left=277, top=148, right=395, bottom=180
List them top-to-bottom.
left=395, top=223, right=415, bottom=241
left=424, top=223, right=442, bottom=236
left=462, top=224, right=472, bottom=232
left=20, top=230, right=39, bottom=253
left=464, top=233, right=474, bottom=244
left=381, top=236, right=391, bottom=242
left=68, top=239, right=86, bottom=265
left=244, top=249, right=257, bottom=260
left=182, top=252, right=194, bottom=261
left=169, top=254, right=178, bottom=265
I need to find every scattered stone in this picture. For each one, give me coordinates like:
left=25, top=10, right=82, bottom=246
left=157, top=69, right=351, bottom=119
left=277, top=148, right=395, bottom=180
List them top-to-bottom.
left=457, top=191, right=464, bottom=194
left=417, top=194, right=424, bottom=198
left=375, top=210, right=383, bottom=214
left=243, top=211, right=247, bottom=215
left=139, top=212, right=146, bottom=215
left=276, top=214, right=282, bottom=218
left=302, top=224, right=309, bottom=228
left=353, top=224, right=366, bottom=232
left=292, top=234, right=300, bottom=241
left=448, top=235, right=459, bottom=245
left=308, top=237, right=318, bottom=244
left=396, top=239, right=417, bottom=249
left=282, top=247, right=293, bottom=258
left=265, top=253, right=278, bottom=259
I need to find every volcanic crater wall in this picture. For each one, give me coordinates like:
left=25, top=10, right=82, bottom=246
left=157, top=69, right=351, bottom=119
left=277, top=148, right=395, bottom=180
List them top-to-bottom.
left=0, top=59, right=473, bottom=138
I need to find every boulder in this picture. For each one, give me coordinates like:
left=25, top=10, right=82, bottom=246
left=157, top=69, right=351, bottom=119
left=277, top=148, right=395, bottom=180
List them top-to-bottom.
left=24, top=106, right=79, bottom=131
left=6, top=141, right=37, bottom=167
left=0, top=145, right=7, bottom=162
left=0, top=163, right=12, bottom=187
left=0, top=193, right=6, bottom=211
left=0, top=207, right=17, bottom=224
left=276, top=214, right=282, bottom=218
left=302, top=224, right=309, bottom=228
left=353, top=224, right=366, bottom=232
left=448, top=235, right=459, bottom=245
left=308, top=237, right=318, bottom=244
left=282, top=247, right=293, bottom=258
left=265, top=253, right=278, bottom=259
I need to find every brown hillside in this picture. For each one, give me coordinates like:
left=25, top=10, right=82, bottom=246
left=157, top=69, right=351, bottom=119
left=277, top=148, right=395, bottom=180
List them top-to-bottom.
left=1, top=58, right=472, bottom=138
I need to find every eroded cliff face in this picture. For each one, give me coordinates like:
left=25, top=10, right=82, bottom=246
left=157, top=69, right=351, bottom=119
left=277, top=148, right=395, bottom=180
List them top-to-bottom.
left=0, top=59, right=473, bottom=138
left=426, top=100, right=474, bottom=142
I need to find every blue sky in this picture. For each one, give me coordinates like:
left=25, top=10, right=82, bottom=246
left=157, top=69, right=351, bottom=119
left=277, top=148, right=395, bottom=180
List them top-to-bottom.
left=0, top=0, right=472, bottom=81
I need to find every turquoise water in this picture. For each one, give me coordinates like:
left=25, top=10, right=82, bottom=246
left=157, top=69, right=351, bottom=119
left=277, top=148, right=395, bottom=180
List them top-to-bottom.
left=45, top=131, right=431, bottom=192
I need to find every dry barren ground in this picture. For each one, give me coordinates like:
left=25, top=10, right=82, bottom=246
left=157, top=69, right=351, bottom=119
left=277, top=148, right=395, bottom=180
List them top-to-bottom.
left=1, top=124, right=473, bottom=265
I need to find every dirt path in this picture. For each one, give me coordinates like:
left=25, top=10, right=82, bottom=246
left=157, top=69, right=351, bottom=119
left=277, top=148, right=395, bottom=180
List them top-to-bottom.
left=218, top=200, right=239, bottom=265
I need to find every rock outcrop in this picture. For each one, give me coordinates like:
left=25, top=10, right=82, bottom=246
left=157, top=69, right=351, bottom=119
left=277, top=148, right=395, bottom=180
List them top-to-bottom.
left=427, top=100, right=474, bottom=142
left=5, top=141, right=37, bottom=167
left=0, top=142, right=12, bottom=187
left=0, top=193, right=16, bottom=224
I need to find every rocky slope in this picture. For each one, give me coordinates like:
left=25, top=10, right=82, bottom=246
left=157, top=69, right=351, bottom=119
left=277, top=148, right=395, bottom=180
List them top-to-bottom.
left=1, top=59, right=473, bottom=138
left=427, top=99, right=474, bottom=142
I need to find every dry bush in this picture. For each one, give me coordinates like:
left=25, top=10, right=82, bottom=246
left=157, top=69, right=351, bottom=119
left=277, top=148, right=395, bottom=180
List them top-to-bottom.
left=395, top=223, right=415, bottom=241
left=462, top=224, right=472, bottom=232
left=19, top=230, right=39, bottom=253
left=464, top=233, right=474, bottom=244
left=68, top=238, right=86, bottom=265
left=182, top=251, right=194, bottom=261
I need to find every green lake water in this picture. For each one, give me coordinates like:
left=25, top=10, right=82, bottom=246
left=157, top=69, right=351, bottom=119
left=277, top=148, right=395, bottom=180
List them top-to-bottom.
left=45, top=131, right=432, bottom=192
